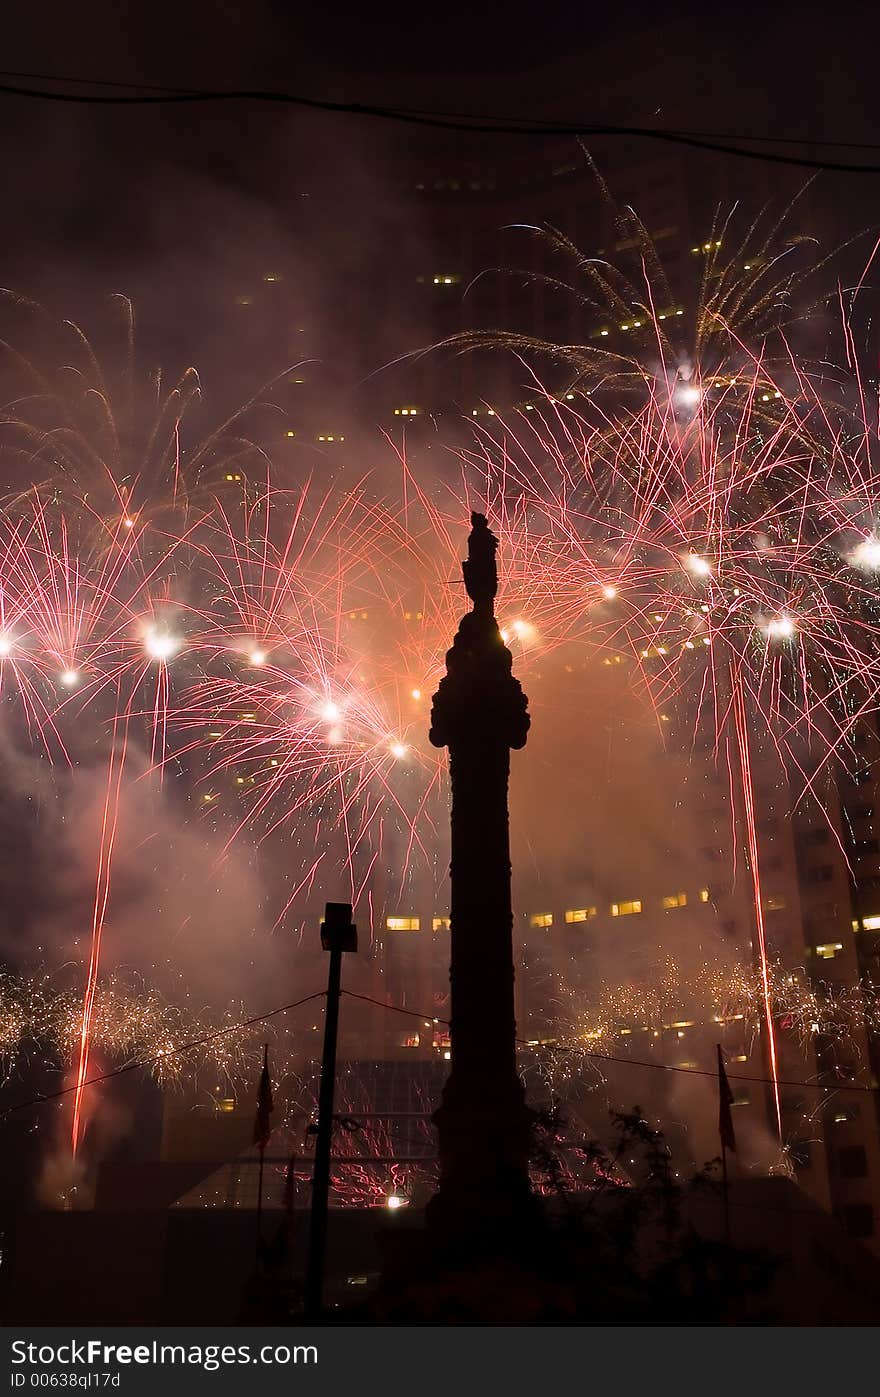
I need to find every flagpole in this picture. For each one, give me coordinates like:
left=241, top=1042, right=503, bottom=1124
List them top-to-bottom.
left=305, top=903, right=357, bottom=1323
left=255, top=1042, right=271, bottom=1270
left=717, top=1043, right=732, bottom=1245
left=720, top=1135, right=731, bottom=1244
left=257, top=1143, right=266, bottom=1267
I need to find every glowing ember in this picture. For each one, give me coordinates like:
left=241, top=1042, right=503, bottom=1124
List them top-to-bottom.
left=683, top=553, right=712, bottom=578
left=764, top=616, right=797, bottom=641
left=145, top=630, right=179, bottom=662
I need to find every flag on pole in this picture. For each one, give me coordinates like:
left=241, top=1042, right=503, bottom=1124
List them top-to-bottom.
left=253, top=1044, right=274, bottom=1150
left=717, top=1044, right=737, bottom=1154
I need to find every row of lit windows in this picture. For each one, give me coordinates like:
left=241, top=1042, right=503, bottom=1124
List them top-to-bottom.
left=413, top=180, right=497, bottom=192
left=591, top=307, right=684, bottom=339
left=343, top=608, right=423, bottom=622
left=529, top=890, right=710, bottom=928
left=380, top=901, right=880, bottom=942
left=386, top=916, right=451, bottom=932
left=813, top=942, right=844, bottom=960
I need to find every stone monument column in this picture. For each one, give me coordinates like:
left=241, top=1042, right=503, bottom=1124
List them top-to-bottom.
left=428, top=513, right=533, bottom=1235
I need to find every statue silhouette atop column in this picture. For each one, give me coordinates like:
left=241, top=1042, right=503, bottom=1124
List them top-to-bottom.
left=428, top=513, right=533, bottom=1237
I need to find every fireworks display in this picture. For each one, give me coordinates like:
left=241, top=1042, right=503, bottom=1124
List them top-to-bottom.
left=1, top=213, right=880, bottom=1197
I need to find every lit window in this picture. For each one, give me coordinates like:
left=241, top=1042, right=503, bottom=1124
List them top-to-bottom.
left=699, top=888, right=710, bottom=902
left=661, top=893, right=687, bottom=909
left=763, top=895, right=787, bottom=911
left=611, top=901, right=642, bottom=917
left=565, top=907, right=597, bottom=923
left=530, top=913, right=553, bottom=928
left=862, top=915, right=880, bottom=931
left=386, top=916, right=420, bottom=931
left=432, top=916, right=451, bottom=931
left=815, top=942, right=843, bottom=959
left=403, top=1034, right=420, bottom=1048
left=218, top=1098, right=236, bottom=1113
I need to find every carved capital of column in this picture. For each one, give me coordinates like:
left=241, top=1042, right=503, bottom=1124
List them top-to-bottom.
left=429, top=611, right=530, bottom=751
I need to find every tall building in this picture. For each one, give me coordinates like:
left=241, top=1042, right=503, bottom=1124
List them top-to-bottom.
left=527, top=658, right=880, bottom=1245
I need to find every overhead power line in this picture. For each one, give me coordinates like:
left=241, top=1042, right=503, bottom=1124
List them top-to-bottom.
left=0, top=70, right=878, bottom=174
left=2, top=985, right=876, bottom=1121
left=0, top=989, right=327, bottom=1119
left=340, top=990, right=880, bottom=1095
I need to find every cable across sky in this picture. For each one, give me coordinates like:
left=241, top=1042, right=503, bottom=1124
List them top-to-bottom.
left=0, top=69, right=879, bottom=174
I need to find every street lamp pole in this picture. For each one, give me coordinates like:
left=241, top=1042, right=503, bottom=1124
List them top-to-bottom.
left=304, top=901, right=357, bottom=1321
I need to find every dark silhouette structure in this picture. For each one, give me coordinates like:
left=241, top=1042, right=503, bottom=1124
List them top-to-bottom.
left=428, top=513, right=532, bottom=1237
left=305, top=902, right=358, bottom=1319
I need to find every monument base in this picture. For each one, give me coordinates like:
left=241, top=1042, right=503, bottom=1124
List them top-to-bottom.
left=425, top=1079, right=537, bottom=1244
left=372, top=1201, right=577, bottom=1324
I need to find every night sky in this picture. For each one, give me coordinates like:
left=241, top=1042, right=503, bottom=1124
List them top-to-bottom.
left=0, top=2, right=876, bottom=323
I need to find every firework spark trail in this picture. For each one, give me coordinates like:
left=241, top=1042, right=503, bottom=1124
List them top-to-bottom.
left=732, top=671, right=783, bottom=1138
left=70, top=697, right=130, bottom=1155
left=1, top=951, right=866, bottom=1095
